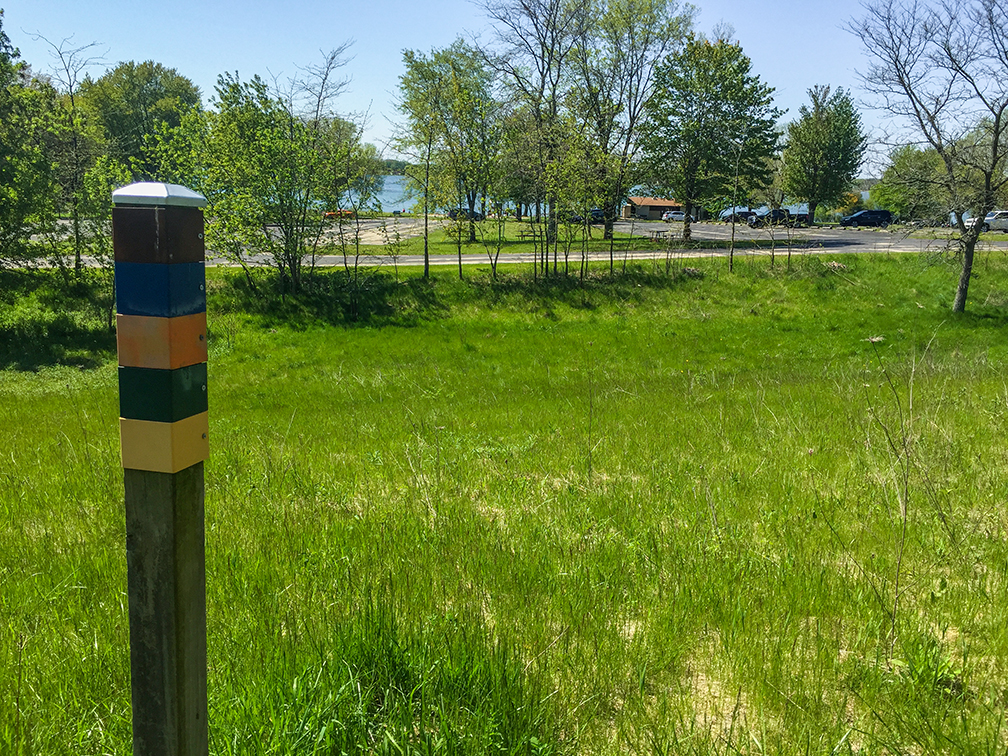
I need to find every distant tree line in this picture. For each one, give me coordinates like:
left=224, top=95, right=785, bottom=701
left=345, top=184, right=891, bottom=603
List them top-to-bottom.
left=3, top=0, right=1006, bottom=311
left=394, top=0, right=870, bottom=279
left=0, top=12, right=384, bottom=299
left=381, top=159, right=409, bottom=175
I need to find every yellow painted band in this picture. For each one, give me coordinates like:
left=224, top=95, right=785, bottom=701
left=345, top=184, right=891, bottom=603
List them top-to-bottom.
left=116, top=312, right=208, bottom=370
left=120, top=412, right=209, bottom=473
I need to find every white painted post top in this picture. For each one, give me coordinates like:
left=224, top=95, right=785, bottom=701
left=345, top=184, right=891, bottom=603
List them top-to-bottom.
left=112, top=182, right=208, bottom=208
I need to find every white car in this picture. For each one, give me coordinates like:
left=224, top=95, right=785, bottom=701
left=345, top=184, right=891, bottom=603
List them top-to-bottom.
left=662, top=210, right=688, bottom=222
left=965, top=210, right=1008, bottom=231
left=982, top=210, right=1008, bottom=231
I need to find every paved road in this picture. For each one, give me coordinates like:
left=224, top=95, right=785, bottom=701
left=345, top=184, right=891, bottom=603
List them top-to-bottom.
left=216, top=219, right=989, bottom=269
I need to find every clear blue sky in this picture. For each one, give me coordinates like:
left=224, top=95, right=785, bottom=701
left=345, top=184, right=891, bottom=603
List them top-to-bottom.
left=3, top=0, right=885, bottom=173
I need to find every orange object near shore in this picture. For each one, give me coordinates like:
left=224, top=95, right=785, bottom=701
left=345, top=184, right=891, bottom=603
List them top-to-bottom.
left=117, top=312, right=208, bottom=370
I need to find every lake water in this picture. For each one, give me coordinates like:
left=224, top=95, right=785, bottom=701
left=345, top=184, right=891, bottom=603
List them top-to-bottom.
left=374, top=174, right=412, bottom=213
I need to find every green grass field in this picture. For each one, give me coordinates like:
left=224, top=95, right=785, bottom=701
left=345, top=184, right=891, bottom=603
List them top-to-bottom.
left=2, top=252, right=1008, bottom=755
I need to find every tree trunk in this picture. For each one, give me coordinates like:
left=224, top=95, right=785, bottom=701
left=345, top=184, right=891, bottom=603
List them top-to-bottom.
left=70, top=103, right=83, bottom=275
left=423, top=157, right=431, bottom=279
left=467, top=194, right=477, bottom=243
left=547, top=200, right=557, bottom=248
left=807, top=201, right=818, bottom=228
left=682, top=203, right=693, bottom=242
left=953, top=239, right=975, bottom=313
left=290, top=255, right=301, bottom=294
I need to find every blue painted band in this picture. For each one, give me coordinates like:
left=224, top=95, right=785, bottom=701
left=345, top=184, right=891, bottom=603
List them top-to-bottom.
left=115, top=262, right=206, bottom=318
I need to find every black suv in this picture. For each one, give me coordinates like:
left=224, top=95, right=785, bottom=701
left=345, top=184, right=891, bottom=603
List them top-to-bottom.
left=748, top=208, right=792, bottom=228
left=840, top=210, right=891, bottom=228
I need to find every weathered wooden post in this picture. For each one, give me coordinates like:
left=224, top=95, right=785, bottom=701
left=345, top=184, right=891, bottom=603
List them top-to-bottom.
left=113, top=182, right=210, bottom=756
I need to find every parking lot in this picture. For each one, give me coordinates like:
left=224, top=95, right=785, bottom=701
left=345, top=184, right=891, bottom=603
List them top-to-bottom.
left=208, top=217, right=1001, bottom=268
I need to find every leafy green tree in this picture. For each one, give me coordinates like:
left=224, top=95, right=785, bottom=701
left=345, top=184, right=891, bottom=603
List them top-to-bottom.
left=481, top=0, right=588, bottom=255
left=572, top=0, right=694, bottom=257
left=852, top=0, right=1008, bottom=312
left=0, top=10, right=12, bottom=74
left=0, top=13, right=51, bottom=266
left=0, top=18, right=128, bottom=293
left=640, top=34, right=780, bottom=243
left=33, top=35, right=106, bottom=274
left=398, top=40, right=498, bottom=278
left=435, top=41, right=498, bottom=274
left=159, top=47, right=364, bottom=294
left=396, top=47, right=447, bottom=278
left=79, top=60, right=200, bottom=179
left=200, top=67, right=341, bottom=292
left=781, top=85, right=866, bottom=228
left=146, top=103, right=209, bottom=189
left=497, top=106, right=543, bottom=222
left=546, top=112, right=601, bottom=278
left=328, top=120, right=385, bottom=293
left=870, top=144, right=946, bottom=223
left=79, top=154, right=131, bottom=326
left=381, top=158, right=408, bottom=174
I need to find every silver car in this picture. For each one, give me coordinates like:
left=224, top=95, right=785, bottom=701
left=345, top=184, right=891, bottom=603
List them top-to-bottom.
left=982, top=210, right=1008, bottom=231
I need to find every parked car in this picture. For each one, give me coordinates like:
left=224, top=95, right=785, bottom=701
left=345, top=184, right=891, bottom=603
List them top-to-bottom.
left=448, top=208, right=485, bottom=221
left=589, top=208, right=605, bottom=223
left=748, top=208, right=791, bottom=228
left=720, top=209, right=755, bottom=224
left=840, top=209, right=892, bottom=227
left=555, top=210, right=585, bottom=224
left=662, top=210, right=688, bottom=222
left=968, top=210, right=1008, bottom=232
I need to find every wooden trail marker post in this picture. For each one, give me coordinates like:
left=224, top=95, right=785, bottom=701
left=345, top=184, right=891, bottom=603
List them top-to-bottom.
left=113, top=182, right=210, bottom=756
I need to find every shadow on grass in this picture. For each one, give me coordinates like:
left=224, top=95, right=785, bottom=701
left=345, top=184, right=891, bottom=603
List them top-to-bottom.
left=1, top=263, right=703, bottom=370
left=209, top=264, right=703, bottom=330
left=0, top=269, right=116, bottom=371
left=210, top=269, right=449, bottom=329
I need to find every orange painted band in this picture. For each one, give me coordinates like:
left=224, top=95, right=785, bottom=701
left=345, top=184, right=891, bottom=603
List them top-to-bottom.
left=117, top=312, right=208, bottom=370
left=120, top=412, right=209, bottom=473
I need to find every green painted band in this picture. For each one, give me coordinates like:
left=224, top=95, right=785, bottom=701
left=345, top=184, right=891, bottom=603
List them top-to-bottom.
left=118, top=363, right=208, bottom=423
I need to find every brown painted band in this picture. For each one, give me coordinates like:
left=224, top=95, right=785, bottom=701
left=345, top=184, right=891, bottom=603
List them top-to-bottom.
left=113, top=206, right=205, bottom=264
left=117, top=313, right=208, bottom=370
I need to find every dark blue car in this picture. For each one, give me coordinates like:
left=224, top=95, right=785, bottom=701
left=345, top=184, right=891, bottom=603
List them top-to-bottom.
left=840, top=210, right=892, bottom=227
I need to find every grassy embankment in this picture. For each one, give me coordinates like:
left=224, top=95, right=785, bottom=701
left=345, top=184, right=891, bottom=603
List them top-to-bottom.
left=2, top=252, right=1008, bottom=755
